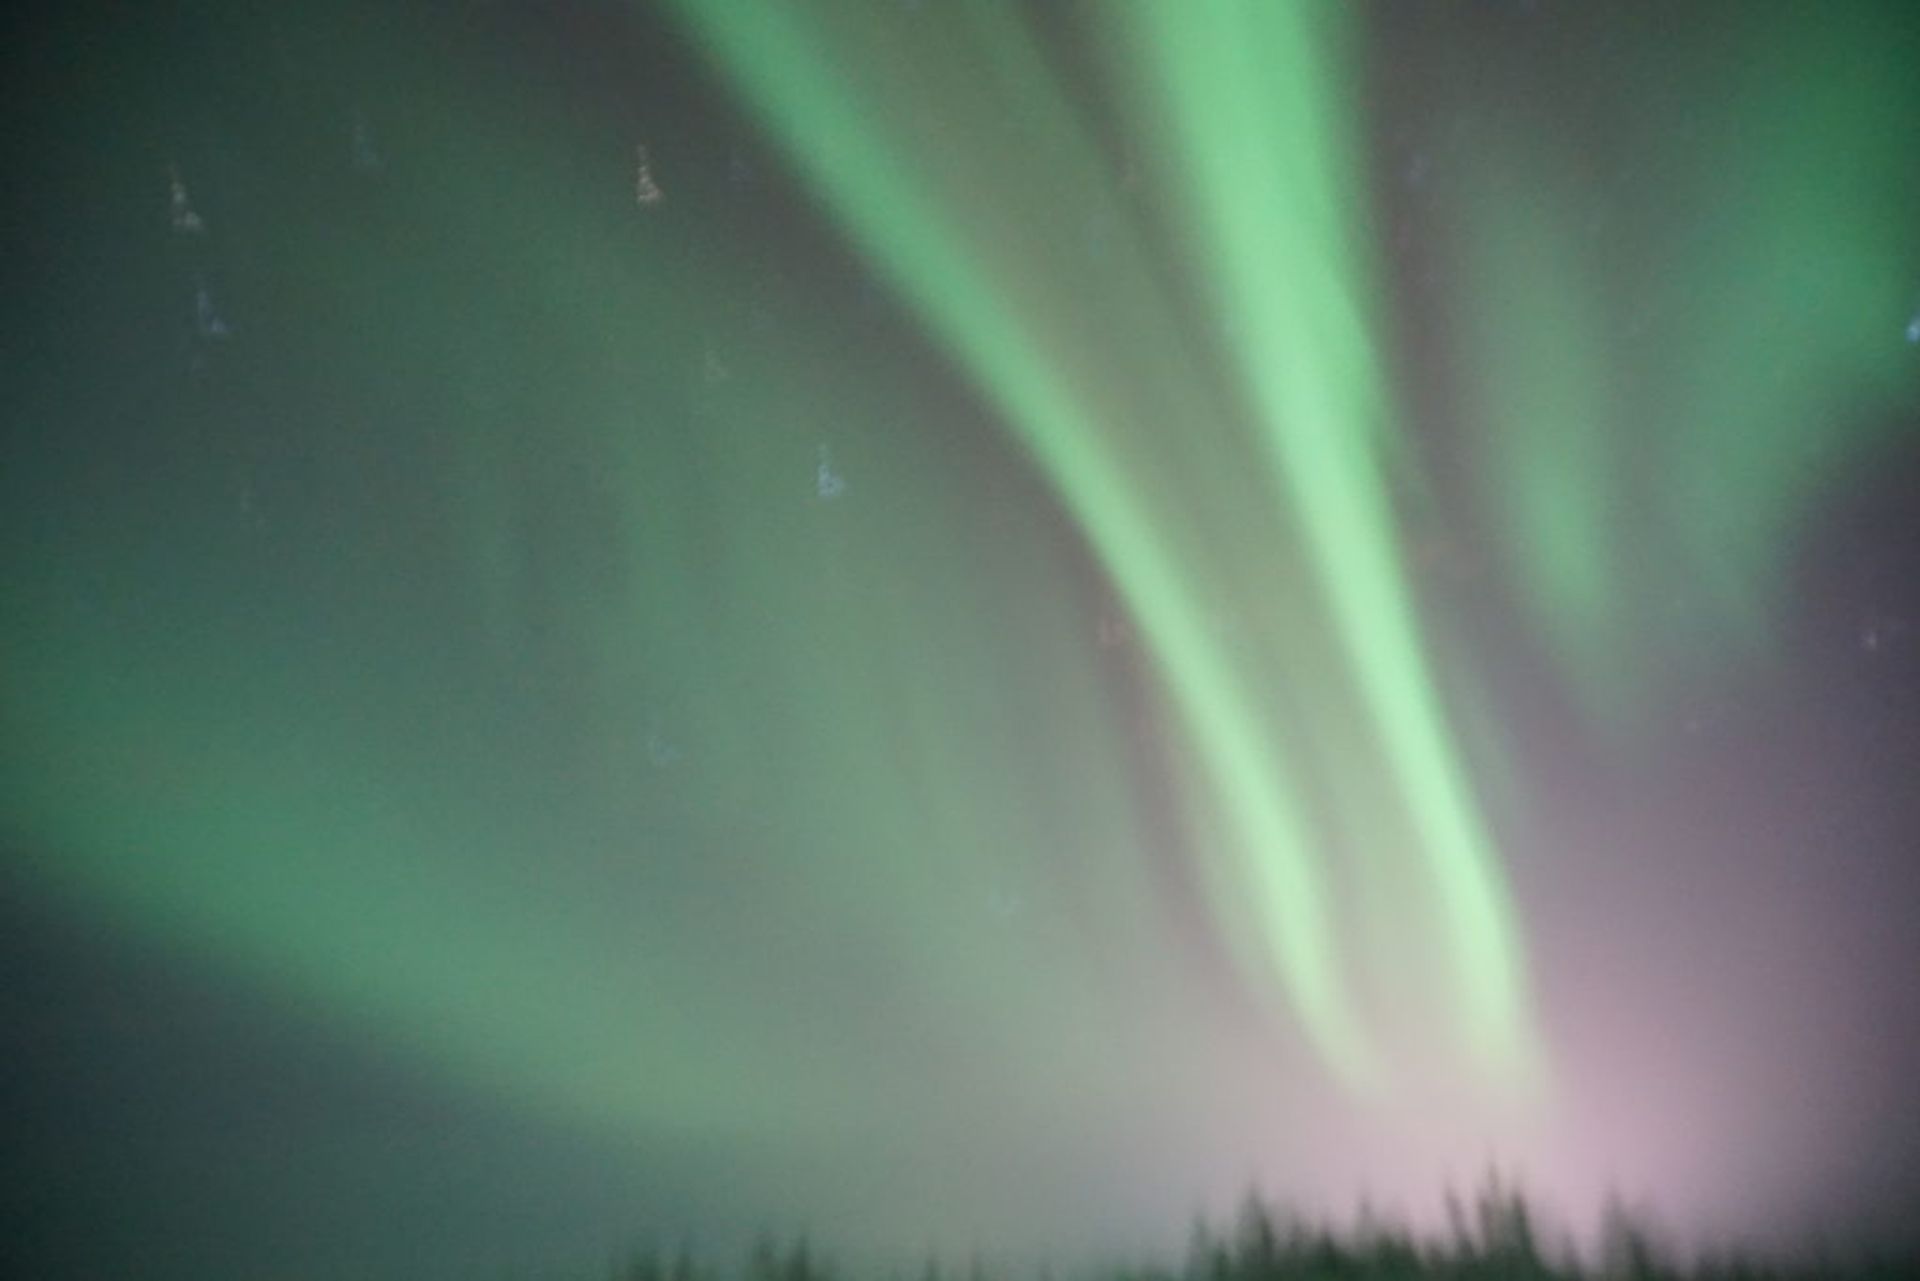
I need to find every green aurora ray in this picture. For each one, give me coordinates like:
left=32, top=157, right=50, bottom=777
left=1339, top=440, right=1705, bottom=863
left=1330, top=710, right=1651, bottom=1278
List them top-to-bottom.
left=1, top=0, right=1916, bottom=1219
left=663, top=0, right=1541, bottom=1097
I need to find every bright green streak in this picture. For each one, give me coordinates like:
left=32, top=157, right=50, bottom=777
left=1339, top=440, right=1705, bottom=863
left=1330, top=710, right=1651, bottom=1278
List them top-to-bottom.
left=668, top=0, right=1544, bottom=1092
left=1108, top=1, right=1536, bottom=1083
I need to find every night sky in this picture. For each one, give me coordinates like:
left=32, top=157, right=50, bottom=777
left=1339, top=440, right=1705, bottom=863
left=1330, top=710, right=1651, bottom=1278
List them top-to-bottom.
left=4, top=3, right=1920, bottom=1278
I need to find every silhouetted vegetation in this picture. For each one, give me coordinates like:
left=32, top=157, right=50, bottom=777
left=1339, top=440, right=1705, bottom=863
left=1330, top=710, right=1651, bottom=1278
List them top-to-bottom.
left=608, top=1178, right=1911, bottom=1281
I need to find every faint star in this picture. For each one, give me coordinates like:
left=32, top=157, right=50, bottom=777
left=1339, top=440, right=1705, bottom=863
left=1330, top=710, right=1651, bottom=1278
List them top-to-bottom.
left=635, top=143, right=664, bottom=206
left=815, top=444, right=846, bottom=501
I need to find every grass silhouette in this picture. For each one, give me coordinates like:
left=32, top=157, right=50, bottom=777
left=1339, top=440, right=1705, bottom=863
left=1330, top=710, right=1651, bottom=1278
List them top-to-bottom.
left=604, top=1176, right=1914, bottom=1281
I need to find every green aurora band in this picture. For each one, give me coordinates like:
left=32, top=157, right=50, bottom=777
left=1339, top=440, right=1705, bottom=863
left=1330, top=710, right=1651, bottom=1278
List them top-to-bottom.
left=1, top=0, right=1916, bottom=1228
left=663, top=0, right=1540, bottom=1096
left=1436, top=12, right=1920, bottom=729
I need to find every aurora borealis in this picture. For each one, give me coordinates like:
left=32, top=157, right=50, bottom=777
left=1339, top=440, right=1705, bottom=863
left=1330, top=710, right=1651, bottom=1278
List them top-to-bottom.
left=3, top=2, right=1919, bottom=1278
